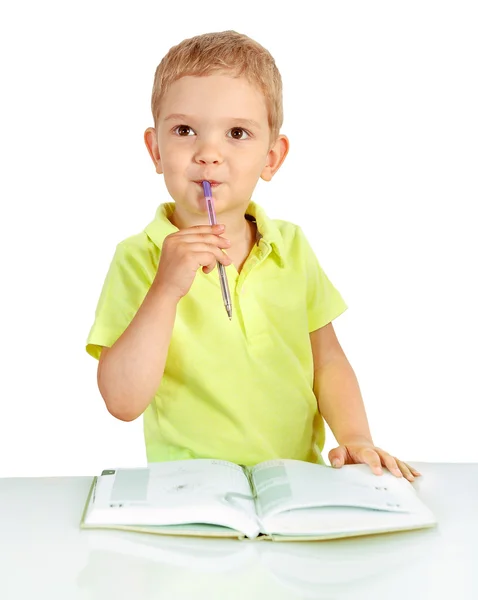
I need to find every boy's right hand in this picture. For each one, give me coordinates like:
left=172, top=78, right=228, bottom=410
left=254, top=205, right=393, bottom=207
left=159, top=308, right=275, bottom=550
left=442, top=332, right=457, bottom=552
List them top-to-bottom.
left=152, top=224, right=232, bottom=301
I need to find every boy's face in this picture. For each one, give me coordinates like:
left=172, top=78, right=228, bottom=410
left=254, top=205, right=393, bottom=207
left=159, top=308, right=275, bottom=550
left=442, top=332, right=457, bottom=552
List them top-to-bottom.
left=145, top=74, right=288, bottom=219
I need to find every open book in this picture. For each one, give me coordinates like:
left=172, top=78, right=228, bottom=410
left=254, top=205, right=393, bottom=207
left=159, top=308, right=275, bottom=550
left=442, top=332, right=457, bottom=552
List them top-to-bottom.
left=80, top=458, right=437, bottom=541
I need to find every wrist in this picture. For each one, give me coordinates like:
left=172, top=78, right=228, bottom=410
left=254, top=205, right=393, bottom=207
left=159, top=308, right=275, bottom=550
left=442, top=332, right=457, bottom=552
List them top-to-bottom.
left=149, top=280, right=181, bottom=306
left=338, top=435, right=374, bottom=447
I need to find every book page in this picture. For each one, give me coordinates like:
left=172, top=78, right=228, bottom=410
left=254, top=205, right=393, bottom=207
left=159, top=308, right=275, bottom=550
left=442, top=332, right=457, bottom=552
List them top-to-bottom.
left=86, top=459, right=260, bottom=538
left=251, top=459, right=426, bottom=520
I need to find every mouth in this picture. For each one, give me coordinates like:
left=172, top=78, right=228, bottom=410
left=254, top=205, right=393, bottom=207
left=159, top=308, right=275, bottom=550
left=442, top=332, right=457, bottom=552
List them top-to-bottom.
left=194, top=180, right=221, bottom=188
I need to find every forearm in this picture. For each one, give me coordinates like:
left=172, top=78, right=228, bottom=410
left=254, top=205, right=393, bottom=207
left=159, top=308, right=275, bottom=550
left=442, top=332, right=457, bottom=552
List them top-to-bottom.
left=98, top=282, right=178, bottom=422
left=314, top=356, right=374, bottom=446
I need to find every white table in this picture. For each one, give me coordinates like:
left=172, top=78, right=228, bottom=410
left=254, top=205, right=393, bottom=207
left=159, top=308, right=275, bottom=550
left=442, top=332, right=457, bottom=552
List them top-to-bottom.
left=0, top=463, right=477, bottom=599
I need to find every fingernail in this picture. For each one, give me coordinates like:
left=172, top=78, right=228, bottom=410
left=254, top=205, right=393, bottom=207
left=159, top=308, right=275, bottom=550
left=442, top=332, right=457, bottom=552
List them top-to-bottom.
left=216, top=224, right=225, bottom=230
left=332, top=460, right=340, bottom=468
left=374, top=467, right=383, bottom=475
left=393, top=468, right=403, bottom=477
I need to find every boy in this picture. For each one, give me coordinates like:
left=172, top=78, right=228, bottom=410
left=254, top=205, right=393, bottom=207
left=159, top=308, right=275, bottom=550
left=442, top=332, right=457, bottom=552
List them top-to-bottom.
left=86, top=30, right=420, bottom=482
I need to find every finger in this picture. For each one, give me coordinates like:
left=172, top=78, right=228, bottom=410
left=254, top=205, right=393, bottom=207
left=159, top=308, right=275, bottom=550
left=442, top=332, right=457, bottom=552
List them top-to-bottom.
left=176, top=224, right=225, bottom=235
left=174, top=234, right=232, bottom=249
left=185, top=243, right=232, bottom=262
left=194, top=250, right=232, bottom=269
left=328, top=446, right=347, bottom=468
left=360, top=448, right=383, bottom=475
left=370, top=449, right=412, bottom=480
left=376, top=453, right=404, bottom=478
left=386, top=455, right=415, bottom=481
left=395, top=459, right=418, bottom=482
left=407, top=464, right=422, bottom=477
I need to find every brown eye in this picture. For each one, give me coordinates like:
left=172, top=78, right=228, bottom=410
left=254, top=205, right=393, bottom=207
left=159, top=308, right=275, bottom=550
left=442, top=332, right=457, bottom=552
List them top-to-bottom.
left=175, top=125, right=194, bottom=136
left=229, top=127, right=249, bottom=140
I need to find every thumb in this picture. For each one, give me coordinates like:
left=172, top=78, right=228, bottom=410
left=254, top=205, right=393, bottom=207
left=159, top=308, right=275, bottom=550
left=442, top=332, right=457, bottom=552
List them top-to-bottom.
left=328, top=446, right=347, bottom=468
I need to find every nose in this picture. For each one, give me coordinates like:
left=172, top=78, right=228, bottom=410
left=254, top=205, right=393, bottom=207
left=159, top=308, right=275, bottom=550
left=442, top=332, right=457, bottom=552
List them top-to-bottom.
left=193, top=138, right=223, bottom=165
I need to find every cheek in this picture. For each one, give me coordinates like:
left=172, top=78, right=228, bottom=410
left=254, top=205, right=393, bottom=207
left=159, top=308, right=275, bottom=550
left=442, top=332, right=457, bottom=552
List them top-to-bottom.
left=158, top=136, right=189, bottom=166
left=161, top=148, right=190, bottom=175
left=233, top=149, right=266, bottom=173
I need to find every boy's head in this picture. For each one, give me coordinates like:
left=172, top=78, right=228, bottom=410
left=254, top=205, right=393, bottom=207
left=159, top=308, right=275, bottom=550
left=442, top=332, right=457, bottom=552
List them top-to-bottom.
left=151, top=30, right=283, bottom=145
left=144, top=31, right=289, bottom=223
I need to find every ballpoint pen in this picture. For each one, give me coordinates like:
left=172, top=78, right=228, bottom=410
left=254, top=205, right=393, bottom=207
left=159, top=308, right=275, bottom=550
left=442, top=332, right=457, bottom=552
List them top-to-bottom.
left=201, top=180, right=233, bottom=320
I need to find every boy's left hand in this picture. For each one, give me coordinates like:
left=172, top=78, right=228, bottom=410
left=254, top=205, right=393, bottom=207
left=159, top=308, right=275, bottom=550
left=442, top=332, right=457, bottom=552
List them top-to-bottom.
left=328, top=439, right=421, bottom=482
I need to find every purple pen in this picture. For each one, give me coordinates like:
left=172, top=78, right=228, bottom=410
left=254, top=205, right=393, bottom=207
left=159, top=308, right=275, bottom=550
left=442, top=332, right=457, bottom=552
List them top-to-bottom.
left=202, top=180, right=233, bottom=320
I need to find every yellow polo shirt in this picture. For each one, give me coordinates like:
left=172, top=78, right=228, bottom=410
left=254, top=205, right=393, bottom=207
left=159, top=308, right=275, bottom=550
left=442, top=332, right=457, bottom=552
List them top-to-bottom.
left=86, top=201, right=347, bottom=465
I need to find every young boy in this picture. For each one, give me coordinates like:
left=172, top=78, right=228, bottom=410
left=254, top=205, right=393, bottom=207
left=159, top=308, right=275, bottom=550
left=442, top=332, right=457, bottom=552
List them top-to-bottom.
left=86, top=30, right=420, bottom=482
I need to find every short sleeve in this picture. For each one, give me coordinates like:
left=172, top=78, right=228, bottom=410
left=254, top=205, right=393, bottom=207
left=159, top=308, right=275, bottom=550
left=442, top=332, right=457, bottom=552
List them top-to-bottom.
left=297, top=228, right=348, bottom=332
left=86, top=239, right=156, bottom=360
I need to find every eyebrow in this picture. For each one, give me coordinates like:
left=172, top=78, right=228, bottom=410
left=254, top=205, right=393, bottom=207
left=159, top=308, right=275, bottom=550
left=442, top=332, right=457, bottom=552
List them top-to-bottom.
left=163, top=113, right=262, bottom=129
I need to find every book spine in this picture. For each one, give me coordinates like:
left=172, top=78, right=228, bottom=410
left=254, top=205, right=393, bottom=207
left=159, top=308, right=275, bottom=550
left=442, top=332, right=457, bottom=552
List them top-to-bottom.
left=239, top=465, right=257, bottom=499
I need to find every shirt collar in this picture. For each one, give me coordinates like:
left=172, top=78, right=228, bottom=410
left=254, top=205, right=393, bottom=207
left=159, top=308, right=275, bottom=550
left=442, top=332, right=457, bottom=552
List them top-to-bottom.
left=144, top=201, right=286, bottom=267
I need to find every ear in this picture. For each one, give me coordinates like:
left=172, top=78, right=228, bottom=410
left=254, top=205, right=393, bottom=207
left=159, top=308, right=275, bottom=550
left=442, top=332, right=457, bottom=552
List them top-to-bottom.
left=144, top=127, right=163, bottom=174
left=260, top=134, right=289, bottom=182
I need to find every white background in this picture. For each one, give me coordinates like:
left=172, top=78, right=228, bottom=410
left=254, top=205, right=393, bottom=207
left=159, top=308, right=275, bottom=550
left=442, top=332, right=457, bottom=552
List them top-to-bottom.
left=1, top=1, right=476, bottom=477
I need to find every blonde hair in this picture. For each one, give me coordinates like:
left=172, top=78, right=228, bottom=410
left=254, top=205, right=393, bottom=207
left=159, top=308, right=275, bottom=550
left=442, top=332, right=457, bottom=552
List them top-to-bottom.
left=151, top=30, right=283, bottom=144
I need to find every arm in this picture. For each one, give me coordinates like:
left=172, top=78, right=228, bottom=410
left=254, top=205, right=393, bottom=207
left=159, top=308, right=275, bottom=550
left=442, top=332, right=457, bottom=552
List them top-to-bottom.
left=95, top=223, right=230, bottom=423
left=97, top=281, right=178, bottom=422
left=310, top=322, right=374, bottom=446
left=310, top=322, right=421, bottom=481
